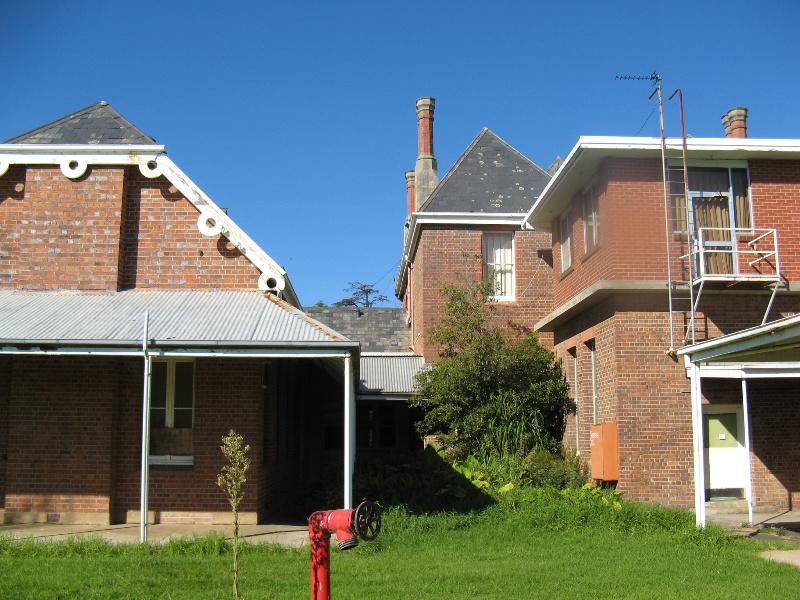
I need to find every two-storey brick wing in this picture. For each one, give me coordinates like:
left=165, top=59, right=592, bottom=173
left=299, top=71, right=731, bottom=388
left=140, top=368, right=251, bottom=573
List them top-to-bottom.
left=524, top=107, right=800, bottom=523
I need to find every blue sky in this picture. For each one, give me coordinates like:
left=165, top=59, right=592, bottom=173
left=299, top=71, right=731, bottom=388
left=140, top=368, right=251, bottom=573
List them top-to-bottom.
left=2, top=1, right=798, bottom=306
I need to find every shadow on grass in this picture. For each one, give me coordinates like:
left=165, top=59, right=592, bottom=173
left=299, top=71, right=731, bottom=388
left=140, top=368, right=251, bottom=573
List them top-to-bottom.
left=293, top=446, right=494, bottom=518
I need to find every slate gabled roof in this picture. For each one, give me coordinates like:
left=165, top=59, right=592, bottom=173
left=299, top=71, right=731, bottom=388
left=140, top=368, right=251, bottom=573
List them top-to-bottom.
left=4, top=101, right=157, bottom=145
left=420, top=128, right=551, bottom=214
left=303, top=307, right=410, bottom=353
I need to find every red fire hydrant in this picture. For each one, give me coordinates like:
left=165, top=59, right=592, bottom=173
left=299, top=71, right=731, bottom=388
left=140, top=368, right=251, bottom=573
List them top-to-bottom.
left=308, top=501, right=381, bottom=600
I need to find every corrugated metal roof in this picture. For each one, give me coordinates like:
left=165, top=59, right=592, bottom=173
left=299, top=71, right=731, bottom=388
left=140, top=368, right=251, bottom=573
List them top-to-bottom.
left=0, top=289, right=353, bottom=348
left=358, top=355, right=425, bottom=395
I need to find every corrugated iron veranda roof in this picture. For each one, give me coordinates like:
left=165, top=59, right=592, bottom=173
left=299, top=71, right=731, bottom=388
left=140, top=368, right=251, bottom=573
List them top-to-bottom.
left=0, top=289, right=354, bottom=352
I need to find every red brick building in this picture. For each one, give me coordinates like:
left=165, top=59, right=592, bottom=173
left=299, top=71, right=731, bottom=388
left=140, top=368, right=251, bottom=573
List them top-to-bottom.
left=396, top=98, right=557, bottom=361
left=0, top=103, right=360, bottom=532
left=524, top=107, right=800, bottom=523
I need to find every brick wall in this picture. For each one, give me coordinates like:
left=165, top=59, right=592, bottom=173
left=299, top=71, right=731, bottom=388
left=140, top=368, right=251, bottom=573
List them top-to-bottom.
left=749, top=160, right=800, bottom=282
left=0, top=165, right=262, bottom=292
left=0, top=166, right=126, bottom=290
left=119, top=169, right=261, bottom=290
left=408, top=225, right=553, bottom=360
left=556, top=291, right=800, bottom=508
left=555, top=294, right=694, bottom=508
left=0, top=355, right=10, bottom=507
left=5, top=356, right=116, bottom=518
left=113, top=357, right=266, bottom=520
left=748, top=379, right=800, bottom=510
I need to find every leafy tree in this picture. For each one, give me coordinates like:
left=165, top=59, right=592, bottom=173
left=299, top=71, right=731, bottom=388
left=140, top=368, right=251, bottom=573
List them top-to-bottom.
left=410, top=280, right=570, bottom=460
left=333, top=281, right=388, bottom=307
left=313, top=299, right=328, bottom=307
left=217, top=430, right=251, bottom=600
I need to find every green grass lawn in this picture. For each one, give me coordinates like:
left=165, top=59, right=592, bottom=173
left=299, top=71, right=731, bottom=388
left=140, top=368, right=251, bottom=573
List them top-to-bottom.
left=3, top=490, right=800, bottom=599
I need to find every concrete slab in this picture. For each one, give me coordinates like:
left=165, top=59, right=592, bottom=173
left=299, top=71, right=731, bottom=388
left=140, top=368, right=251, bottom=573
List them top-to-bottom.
left=0, top=520, right=309, bottom=547
left=762, top=550, right=800, bottom=569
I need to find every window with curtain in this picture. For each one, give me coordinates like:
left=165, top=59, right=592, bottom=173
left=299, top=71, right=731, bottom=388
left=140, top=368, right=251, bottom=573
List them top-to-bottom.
left=670, top=166, right=752, bottom=275
left=483, top=231, right=515, bottom=300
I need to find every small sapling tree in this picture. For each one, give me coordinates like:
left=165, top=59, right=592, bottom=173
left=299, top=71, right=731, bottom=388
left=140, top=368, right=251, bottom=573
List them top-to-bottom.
left=218, top=429, right=251, bottom=600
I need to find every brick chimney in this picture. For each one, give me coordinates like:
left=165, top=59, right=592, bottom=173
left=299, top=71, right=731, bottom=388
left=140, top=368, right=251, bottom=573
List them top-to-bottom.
left=414, top=97, right=438, bottom=210
left=722, top=107, right=748, bottom=138
left=405, top=170, right=416, bottom=215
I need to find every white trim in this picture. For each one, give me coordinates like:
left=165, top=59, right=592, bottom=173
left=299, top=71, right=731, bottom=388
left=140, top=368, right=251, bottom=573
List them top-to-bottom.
left=688, top=363, right=706, bottom=527
left=148, top=455, right=193, bottom=466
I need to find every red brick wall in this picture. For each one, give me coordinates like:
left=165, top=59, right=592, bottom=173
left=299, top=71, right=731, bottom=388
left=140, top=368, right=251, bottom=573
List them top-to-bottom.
left=552, top=158, right=670, bottom=307
left=552, top=158, right=800, bottom=310
left=749, top=160, right=800, bottom=282
left=0, top=165, right=262, bottom=292
left=0, top=166, right=126, bottom=290
left=119, top=169, right=261, bottom=290
left=407, top=225, right=553, bottom=360
left=556, top=291, right=800, bottom=508
left=555, top=294, right=695, bottom=508
left=0, top=355, right=10, bottom=507
left=5, top=356, right=116, bottom=516
left=113, top=357, right=266, bottom=518
left=747, top=379, right=800, bottom=510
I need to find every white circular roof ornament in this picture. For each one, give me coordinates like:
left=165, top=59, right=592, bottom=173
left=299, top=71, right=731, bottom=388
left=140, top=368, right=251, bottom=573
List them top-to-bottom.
left=60, top=158, right=88, bottom=179
left=139, top=160, right=161, bottom=179
left=0, top=162, right=8, bottom=177
left=197, top=209, right=223, bottom=237
left=258, top=271, right=285, bottom=292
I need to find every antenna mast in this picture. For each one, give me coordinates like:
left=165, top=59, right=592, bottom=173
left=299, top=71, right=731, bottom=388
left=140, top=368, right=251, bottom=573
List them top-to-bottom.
left=616, top=72, right=680, bottom=352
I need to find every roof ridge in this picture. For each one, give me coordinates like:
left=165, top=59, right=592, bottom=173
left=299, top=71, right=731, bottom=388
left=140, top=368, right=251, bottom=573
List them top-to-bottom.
left=3, top=101, right=156, bottom=145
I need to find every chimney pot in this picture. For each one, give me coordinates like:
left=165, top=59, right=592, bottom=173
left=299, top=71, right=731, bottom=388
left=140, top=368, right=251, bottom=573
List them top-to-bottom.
left=414, top=97, right=438, bottom=210
left=722, top=107, right=748, bottom=138
left=405, top=170, right=416, bottom=216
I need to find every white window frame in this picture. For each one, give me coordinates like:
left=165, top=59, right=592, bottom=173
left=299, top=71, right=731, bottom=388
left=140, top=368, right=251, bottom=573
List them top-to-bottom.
left=582, top=182, right=600, bottom=252
left=559, top=211, right=572, bottom=272
left=483, top=231, right=515, bottom=301
left=150, top=359, right=195, bottom=429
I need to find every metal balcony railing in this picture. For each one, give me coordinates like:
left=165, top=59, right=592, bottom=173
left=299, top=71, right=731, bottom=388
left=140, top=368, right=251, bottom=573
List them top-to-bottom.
left=683, top=228, right=780, bottom=285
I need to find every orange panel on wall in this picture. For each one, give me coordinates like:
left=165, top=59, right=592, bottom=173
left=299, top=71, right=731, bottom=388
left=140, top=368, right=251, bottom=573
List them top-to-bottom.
left=590, top=424, right=619, bottom=481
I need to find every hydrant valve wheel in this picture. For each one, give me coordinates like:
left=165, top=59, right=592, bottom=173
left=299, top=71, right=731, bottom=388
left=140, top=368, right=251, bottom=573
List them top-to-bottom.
left=354, top=501, right=381, bottom=541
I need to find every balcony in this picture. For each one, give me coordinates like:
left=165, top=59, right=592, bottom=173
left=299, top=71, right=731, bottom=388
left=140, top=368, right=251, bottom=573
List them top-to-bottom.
left=686, top=228, right=780, bottom=286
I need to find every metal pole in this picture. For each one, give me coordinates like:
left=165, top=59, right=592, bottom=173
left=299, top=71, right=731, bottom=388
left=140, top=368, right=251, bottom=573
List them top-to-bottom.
left=140, top=312, right=151, bottom=543
left=343, top=355, right=355, bottom=509
left=742, top=379, right=754, bottom=525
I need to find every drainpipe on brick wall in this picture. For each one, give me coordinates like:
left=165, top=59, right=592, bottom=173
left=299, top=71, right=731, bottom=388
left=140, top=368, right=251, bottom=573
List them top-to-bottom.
left=414, top=97, right=438, bottom=210
left=722, top=107, right=748, bottom=138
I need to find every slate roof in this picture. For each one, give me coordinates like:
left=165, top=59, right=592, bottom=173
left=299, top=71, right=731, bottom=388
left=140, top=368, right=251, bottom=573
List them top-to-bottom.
left=4, top=101, right=157, bottom=145
left=420, top=129, right=551, bottom=214
left=0, top=289, right=352, bottom=350
left=303, top=307, right=410, bottom=353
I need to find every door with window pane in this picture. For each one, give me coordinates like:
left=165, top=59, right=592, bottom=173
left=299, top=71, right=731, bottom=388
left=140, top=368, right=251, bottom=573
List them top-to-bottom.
left=688, top=168, right=735, bottom=276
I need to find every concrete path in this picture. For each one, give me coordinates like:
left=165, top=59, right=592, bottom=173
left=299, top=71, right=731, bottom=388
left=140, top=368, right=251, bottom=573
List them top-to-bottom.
left=705, top=504, right=800, bottom=569
left=0, top=521, right=309, bottom=547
